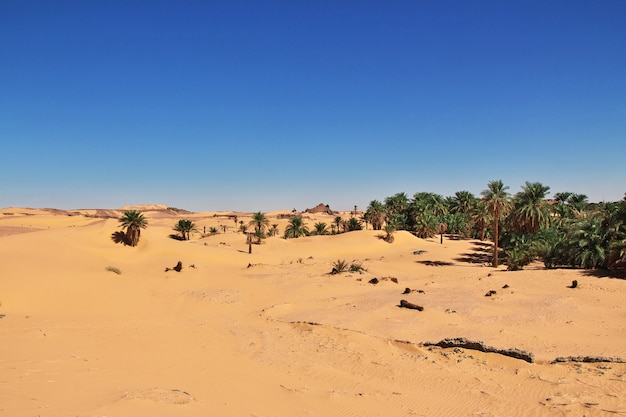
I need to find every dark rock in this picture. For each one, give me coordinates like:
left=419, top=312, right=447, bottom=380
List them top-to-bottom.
left=173, top=261, right=183, bottom=272
left=368, top=278, right=379, bottom=285
left=569, top=280, right=578, bottom=288
left=402, top=288, right=411, bottom=294
left=399, top=300, right=424, bottom=311
left=423, top=337, right=534, bottom=363
left=552, top=355, right=625, bottom=364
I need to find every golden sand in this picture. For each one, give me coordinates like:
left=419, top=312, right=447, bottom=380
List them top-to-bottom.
left=1, top=206, right=624, bottom=416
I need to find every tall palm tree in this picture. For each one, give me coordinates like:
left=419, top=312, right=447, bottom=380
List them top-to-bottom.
left=481, top=180, right=512, bottom=267
left=509, top=181, right=551, bottom=234
left=118, top=210, right=148, bottom=247
left=284, top=216, right=309, bottom=239
left=334, top=216, right=343, bottom=234
left=173, top=219, right=197, bottom=240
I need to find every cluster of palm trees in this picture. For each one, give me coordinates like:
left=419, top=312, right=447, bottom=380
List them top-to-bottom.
left=364, top=181, right=626, bottom=271
left=116, top=183, right=626, bottom=272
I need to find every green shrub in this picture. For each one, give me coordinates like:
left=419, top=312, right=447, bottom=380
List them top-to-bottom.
left=331, top=259, right=348, bottom=274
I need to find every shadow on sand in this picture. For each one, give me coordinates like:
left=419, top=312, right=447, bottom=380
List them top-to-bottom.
left=111, top=231, right=130, bottom=245
left=454, top=241, right=494, bottom=264
left=417, top=260, right=455, bottom=266
left=579, top=268, right=626, bottom=280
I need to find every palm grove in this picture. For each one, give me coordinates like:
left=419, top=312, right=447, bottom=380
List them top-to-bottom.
left=116, top=180, right=626, bottom=272
left=362, top=181, right=626, bottom=271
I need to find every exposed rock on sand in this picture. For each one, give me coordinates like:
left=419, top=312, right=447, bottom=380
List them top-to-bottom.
left=423, top=337, right=535, bottom=363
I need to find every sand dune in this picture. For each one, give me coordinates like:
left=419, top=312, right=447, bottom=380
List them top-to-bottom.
left=1, top=207, right=625, bottom=416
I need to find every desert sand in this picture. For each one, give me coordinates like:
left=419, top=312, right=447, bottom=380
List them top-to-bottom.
left=0, top=205, right=624, bottom=417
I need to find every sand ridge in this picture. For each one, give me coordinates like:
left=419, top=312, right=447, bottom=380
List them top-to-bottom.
left=0, top=208, right=625, bottom=416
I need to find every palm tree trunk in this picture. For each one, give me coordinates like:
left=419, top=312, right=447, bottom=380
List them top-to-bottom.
left=493, top=215, right=499, bottom=267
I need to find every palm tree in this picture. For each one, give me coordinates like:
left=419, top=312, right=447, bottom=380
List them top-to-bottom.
left=481, top=180, right=512, bottom=267
left=509, top=181, right=551, bottom=234
left=450, top=191, right=476, bottom=214
left=385, top=192, right=409, bottom=229
left=385, top=192, right=409, bottom=217
left=411, top=192, right=448, bottom=217
left=568, top=193, right=589, bottom=211
left=365, top=200, right=386, bottom=230
left=471, top=202, right=491, bottom=240
left=118, top=210, right=148, bottom=247
left=249, top=212, right=270, bottom=235
left=413, top=212, right=439, bottom=238
left=569, top=215, right=608, bottom=268
left=284, top=216, right=309, bottom=239
left=334, top=216, right=343, bottom=234
left=345, top=217, right=363, bottom=231
left=173, top=219, right=197, bottom=240
left=312, top=222, right=329, bottom=235
left=383, top=223, right=396, bottom=243
left=269, top=224, right=279, bottom=237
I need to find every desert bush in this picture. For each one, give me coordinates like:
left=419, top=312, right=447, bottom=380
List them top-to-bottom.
left=350, top=262, right=366, bottom=273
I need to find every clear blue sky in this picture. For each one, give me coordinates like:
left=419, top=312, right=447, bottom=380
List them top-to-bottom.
left=1, top=1, right=625, bottom=211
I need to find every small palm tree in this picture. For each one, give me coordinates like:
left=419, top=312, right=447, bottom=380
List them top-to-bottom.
left=118, top=210, right=148, bottom=247
left=413, top=213, right=439, bottom=238
left=284, top=216, right=309, bottom=238
left=345, top=217, right=363, bottom=231
left=173, top=219, right=197, bottom=240
left=313, top=222, right=329, bottom=235
left=269, top=223, right=279, bottom=237
left=383, top=223, right=396, bottom=243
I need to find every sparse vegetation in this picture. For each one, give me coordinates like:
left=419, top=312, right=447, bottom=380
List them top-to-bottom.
left=331, top=259, right=348, bottom=274
left=350, top=262, right=366, bottom=273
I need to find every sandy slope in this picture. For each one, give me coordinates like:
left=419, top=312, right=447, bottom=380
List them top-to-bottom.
left=0, top=207, right=625, bottom=417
